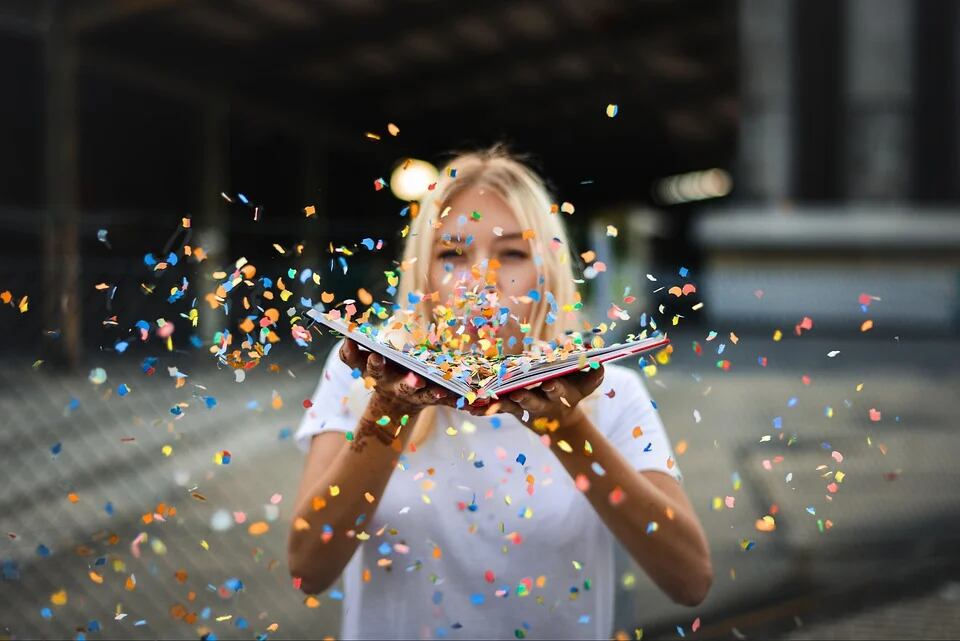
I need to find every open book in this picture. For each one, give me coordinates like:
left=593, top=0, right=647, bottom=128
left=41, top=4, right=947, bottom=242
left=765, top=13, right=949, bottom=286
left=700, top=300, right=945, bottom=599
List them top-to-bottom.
left=306, top=307, right=669, bottom=400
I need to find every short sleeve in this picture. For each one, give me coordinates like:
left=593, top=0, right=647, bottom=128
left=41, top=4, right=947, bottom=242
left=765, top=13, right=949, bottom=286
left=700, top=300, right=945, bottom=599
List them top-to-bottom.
left=294, top=340, right=366, bottom=452
left=596, top=365, right=682, bottom=483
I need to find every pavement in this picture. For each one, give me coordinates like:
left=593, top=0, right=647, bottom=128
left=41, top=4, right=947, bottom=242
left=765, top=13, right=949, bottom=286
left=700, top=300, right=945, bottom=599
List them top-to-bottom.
left=1, top=330, right=958, bottom=640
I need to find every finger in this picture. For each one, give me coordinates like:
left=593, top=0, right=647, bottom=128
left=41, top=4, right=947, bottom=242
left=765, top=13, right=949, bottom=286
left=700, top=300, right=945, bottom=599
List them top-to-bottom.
left=339, top=339, right=367, bottom=369
left=365, top=351, right=386, bottom=381
left=572, top=365, right=605, bottom=397
left=540, top=377, right=579, bottom=407
left=408, top=384, right=451, bottom=406
left=508, top=389, right=550, bottom=416
left=491, top=398, right=526, bottom=421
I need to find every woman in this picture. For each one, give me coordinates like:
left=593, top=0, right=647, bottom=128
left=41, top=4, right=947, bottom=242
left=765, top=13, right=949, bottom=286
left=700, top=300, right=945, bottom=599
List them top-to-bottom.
left=288, top=146, right=712, bottom=640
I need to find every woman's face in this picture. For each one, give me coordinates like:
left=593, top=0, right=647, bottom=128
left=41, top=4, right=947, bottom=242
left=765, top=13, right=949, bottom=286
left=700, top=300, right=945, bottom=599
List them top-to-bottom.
left=426, top=185, right=539, bottom=352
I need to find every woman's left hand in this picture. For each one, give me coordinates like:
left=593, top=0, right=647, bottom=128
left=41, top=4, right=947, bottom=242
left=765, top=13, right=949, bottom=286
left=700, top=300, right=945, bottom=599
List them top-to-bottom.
left=466, top=365, right=605, bottom=432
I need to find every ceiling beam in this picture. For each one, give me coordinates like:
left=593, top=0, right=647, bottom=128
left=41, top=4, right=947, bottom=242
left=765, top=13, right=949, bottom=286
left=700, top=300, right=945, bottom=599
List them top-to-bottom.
left=68, top=0, right=186, bottom=34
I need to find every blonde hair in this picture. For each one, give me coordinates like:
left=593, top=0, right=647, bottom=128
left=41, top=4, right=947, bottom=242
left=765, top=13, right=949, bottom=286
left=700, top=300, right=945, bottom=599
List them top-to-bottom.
left=395, top=145, right=583, bottom=446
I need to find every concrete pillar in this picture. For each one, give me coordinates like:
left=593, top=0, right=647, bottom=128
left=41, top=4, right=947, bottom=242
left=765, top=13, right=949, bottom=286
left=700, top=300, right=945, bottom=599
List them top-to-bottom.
left=42, top=0, right=82, bottom=369
left=737, top=0, right=794, bottom=202
left=843, top=0, right=914, bottom=199
left=197, top=101, right=229, bottom=344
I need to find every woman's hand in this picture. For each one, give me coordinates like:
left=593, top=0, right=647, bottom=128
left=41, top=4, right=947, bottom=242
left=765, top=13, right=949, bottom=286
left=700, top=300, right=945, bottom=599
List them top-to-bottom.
left=338, top=339, right=456, bottom=417
left=467, top=365, right=605, bottom=432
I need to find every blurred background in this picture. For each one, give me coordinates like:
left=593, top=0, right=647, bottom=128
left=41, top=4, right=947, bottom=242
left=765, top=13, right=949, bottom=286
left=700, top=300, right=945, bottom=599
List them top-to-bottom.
left=1, top=0, right=959, bottom=639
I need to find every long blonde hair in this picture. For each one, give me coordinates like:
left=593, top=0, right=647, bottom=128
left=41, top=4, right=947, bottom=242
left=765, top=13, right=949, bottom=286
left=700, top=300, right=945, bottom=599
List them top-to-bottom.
left=395, top=145, right=583, bottom=446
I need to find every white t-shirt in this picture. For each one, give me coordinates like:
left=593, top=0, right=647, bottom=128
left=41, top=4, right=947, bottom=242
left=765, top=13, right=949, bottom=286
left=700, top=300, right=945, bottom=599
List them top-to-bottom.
left=295, top=341, right=681, bottom=640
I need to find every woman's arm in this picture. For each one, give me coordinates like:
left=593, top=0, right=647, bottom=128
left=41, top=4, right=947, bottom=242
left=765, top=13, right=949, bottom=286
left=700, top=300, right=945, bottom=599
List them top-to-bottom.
left=287, top=341, right=452, bottom=594
left=472, top=368, right=713, bottom=606
left=547, top=412, right=712, bottom=606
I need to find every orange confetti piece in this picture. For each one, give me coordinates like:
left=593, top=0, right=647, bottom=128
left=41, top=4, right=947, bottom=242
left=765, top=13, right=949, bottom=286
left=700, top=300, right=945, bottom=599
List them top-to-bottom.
left=521, top=229, right=535, bottom=240
left=0, top=290, right=11, bottom=304
left=321, top=291, right=335, bottom=304
left=860, top=319, right=873, bottom=332
left=271, top=391, right=283, bottom=410
left=632, top=426, right=643, bottom=438
left=675, top=440, right=688, bottom=455
left=67, top=492, right=79, bottom=504
left=248, top=521, right=270, bottom=536
left=88, top=571, right=104, bottom=584
left=125, top=574, right=136, bottom=591
left=50, top=589, right=68, bottom=605
left=304, top=595, right=321, bottom=608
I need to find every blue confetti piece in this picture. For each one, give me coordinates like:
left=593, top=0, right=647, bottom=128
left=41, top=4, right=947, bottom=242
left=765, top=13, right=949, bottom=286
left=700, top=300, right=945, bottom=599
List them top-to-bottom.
left=238, top=193, right=249, bottom=204
left=361, top=238, right=375, bottom=251
left=166, top=252, right=178, bottom=266
left=143, top=253, right=156, bottom=267
left=679, top=266, right=689, bottom=277
left=527, top=289, right=541, bottom=302
left=115, top=340, right=129, bottom=353
left=351, top=368, right=362, bottom=379
left=117, top=383, right=130, bottom=397
left=204, top=396, right=217, bottom=409
left=456, top=396, right=466, bottom=409
left=787, top=397, right=798, bottom=408
left=68, top=398, right=80, bottom=412
left=650, top=399, right=658, bottom=410
left=170, top=406, right=183, bottom=416
left=773, top=416, right=783, bottom=430
left=491, top=417, right=502, bottom=429
left=278, top=427, right=292, bottom=440
left=51, top=442, right=62, bottom=456
left=643, top=443, right=653, bottom=452
left=516, top=453, right=526, bottom=465
left=473, top=460, right=484, bottom=468
left=104, top=502, right=114, bottom=516
left=377, top=542, right=392, bottom=556
left=36, top=544, right=51, bottom=557
left=94, top=556, right=106, bottom=566
left=2, top=559, right=20, bottom=581
left=225, top=577, right=244, bottom=592
left=328, top=589, right=344, bottom=600
left=433, top=590, right=443, bottom=605
left=470, top=593, right=485, bottom=605
left=40, top=607, right=52, bottom=620
left=578, top=615, right=590, bottom=624
left=235, top=618, right=248, bottom=630
left=87, top=620, right=101, bottom=632
left=133, top=620, right=147, bottom=627
left=677, top=625, right=686, bottom=637
left=76, top=633, right=86, bottom=641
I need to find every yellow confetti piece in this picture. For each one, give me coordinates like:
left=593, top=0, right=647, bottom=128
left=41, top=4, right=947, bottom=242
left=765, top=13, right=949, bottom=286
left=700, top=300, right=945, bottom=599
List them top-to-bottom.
left=606, top=103, right=619, bottom=117
left=387, top=122, right=400, bottom=136
left=606, top=225, right=618, bottom=237
left=18, top=295, right=29, bottom=313
left=773, top=329, right=783, bottom=342
left=556, top=440, right=573, bottom=453
left=161, top=444, right=173, bottom=457
left=329, top=485, right=340, bottom=497
left=364, top=492, right=376, bottom=503
left=421, top=494, right=431, bottom=504
left=247, top=521, right=269, bottom=536
left=200, top=539, right=209, bottom=550
left=50, top=589, right=68, bottom=605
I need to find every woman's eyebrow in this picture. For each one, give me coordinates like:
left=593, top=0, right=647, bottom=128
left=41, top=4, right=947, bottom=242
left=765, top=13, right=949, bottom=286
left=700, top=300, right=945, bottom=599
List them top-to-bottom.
left=493, top=232, right=525, bottom=241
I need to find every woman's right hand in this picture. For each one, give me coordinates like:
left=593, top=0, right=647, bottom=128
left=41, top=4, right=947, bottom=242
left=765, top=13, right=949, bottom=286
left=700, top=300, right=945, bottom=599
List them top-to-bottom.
left=338, top=339, right=455, bottom=416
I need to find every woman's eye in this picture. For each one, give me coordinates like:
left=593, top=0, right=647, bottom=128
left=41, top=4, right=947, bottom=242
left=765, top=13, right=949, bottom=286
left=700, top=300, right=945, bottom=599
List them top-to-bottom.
left=437, top=249, right=465, bottom=260
left=500, top=249, right=529, bottom=260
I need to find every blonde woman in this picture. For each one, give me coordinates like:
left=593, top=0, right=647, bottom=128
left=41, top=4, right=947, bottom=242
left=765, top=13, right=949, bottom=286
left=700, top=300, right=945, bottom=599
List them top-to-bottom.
left=288, top=146, right=711, bottom=640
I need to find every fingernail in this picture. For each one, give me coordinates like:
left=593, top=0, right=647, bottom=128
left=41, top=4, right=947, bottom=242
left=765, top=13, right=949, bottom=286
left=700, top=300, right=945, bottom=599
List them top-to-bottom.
left=542, top=383, right=555, bottom=392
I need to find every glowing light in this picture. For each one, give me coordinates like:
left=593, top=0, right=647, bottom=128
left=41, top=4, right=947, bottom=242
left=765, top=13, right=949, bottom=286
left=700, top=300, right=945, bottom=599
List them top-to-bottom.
left=390, top=158, right=439, bottom=202
left=654, top=168, right=732, bottom=205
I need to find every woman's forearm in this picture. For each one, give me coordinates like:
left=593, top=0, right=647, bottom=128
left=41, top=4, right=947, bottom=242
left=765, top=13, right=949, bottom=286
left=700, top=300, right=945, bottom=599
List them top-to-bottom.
left=288, top=397, right=416, bottom=593
left=548, top=413, right=712, bottom=606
